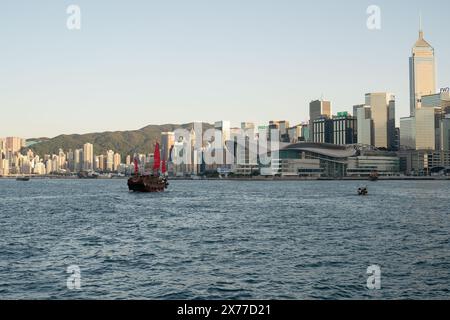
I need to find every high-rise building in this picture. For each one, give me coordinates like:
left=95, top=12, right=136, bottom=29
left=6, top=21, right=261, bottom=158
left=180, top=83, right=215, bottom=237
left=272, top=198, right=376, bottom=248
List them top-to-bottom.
left=409, top=23, right=436, bottom=116
left=421, top=90, right=450, bottom=121
left=365, top=93, right=396, bottom=149
left=309, top=100, right=331, bottom=141
left=356, top=106, right=374, bottom=146
left=415, top=107, right=440, bottom=150
left=332, top=112, right=357, bottom=145
left=441, top=115, right=450, bottom=151
left=312, top=117, right=333, bottom=144
left=400, top=117, right=416, bottom=150
left=214, top=121, right=231, bottom=145
left=269, top=121, right=290, bottom=142
left=241, top=122, right=255, bottom=131
left=161, top=132, right=175, bottom=162
left=5, top=137, right=25, bottom=153
left=83, top=143, right=94, bottom=171
left=74, top=149, right=83, bottom=172
left=106, top=150, right=114, bottom=172
left=113, top=153, right=121, bottom=172
left=98, top=154, right=105, bottom=171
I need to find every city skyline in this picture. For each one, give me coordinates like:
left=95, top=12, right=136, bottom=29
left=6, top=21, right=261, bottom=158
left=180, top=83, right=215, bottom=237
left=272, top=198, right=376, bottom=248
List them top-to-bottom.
left=2, top=0, right=450, bottom=138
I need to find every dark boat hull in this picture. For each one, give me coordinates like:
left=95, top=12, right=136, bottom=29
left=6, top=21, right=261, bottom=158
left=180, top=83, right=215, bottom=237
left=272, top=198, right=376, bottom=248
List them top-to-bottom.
left=127, top=175, right=167, bottom=193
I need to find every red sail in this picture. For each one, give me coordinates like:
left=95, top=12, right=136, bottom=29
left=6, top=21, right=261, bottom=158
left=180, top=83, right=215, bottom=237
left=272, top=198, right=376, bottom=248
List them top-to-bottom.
left=153, top=142, right=161, bottom=172
left=134, top=157, right=139, bottom=175
left=161, top=160, right=167, bottom=174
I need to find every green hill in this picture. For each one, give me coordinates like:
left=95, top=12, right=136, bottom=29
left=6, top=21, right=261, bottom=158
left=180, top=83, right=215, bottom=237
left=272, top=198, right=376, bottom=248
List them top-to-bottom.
left=27, top=123, right=213, bottom=157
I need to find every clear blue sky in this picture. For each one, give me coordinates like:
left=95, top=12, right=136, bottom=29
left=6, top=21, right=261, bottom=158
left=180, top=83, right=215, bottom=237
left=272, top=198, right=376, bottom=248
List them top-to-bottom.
left=1, top=0, right=449, bottom=138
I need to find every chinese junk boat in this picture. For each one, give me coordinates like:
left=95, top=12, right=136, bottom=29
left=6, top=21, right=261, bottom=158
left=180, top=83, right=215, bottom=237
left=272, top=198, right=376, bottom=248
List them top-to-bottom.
left=127, top=142, right=169, bottom=193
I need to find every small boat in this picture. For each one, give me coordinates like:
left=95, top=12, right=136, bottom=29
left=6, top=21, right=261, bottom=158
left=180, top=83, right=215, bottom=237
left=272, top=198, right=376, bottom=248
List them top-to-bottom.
left=127, top=142, right=169, bottom=193
left=77, top=171, right=99, bottom=179
left=369, top=171, right=379, bottom=181
left=16, top=176, right=30, bottom=181
left=358, top=186, right=368, bottom=196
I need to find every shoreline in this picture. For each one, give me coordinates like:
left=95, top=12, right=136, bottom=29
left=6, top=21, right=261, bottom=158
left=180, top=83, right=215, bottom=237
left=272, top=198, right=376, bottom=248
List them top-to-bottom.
left=1, top=176, right=449, bottom=181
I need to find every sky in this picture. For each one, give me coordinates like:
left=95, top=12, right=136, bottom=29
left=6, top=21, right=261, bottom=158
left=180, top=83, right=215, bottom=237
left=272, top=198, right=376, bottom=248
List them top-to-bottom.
left=1, top=0, right=449, bottom=138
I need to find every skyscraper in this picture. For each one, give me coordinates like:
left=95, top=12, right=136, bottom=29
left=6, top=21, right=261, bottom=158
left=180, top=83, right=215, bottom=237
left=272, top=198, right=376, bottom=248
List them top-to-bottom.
left=409, top=21, right=436, bottom=116
left=365, top=93, right=396, bottom=149
left=309, top=100, right=331, bottom=142
left=356, top=106, right=374, bottom=146
left=415, top=107, right=440, bottom=150
left=441, top=115, right=450, bottom=151
left=214, top=121, right=231, bottom=145
left=161, top=132, right=175, bottom=162
left=5, top=137, right=25, bottom=153
left=83, top=143, right=94, bottom=171
left=74, top=149, right=83, bottom=172
left=106, top=150, right=114, bottom=172
left=113, top=153, right=121, bottom=172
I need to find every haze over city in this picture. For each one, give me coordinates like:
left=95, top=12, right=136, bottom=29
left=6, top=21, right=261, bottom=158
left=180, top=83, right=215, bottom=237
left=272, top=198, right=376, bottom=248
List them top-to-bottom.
left=1, top=0, right=450, bottom=138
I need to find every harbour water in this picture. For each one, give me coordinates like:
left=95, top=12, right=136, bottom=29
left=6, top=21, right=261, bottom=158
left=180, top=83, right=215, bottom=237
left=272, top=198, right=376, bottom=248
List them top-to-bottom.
left=0, top=179, right=449, bottom=299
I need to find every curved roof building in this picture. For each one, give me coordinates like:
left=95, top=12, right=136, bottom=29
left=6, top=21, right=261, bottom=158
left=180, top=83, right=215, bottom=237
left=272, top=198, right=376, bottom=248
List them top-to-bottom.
left=281, top=143, right=358, bottom=159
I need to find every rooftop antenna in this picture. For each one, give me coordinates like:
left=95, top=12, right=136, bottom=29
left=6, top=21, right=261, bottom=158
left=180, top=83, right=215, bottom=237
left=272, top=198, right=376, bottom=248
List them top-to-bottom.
left=419, top=12, right=423, bottom=38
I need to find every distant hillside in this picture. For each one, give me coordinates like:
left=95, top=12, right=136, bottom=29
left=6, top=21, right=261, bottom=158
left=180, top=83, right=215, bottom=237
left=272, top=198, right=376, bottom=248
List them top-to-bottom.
left=27, top=123, right=213, bottom=157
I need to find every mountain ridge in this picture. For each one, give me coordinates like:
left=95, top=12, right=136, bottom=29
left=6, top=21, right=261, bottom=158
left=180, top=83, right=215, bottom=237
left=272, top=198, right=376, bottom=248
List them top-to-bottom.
left=27, top=123, right=213, bottom=157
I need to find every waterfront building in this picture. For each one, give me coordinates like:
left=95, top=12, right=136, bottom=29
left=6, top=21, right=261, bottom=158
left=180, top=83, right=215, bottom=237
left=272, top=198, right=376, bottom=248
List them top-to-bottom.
left=409, top=24, right=436, bottom=116
left=421, top=90, right=450, bottom=111
left=365, top=93, right=396, bottom=149
left=309, top=100, right=331, bottom=141
left=356, top=106, right=374, bottom=146
left=415, top=107, right=440, bottom=150
left=332, top=112, right=357, bottom=145
left=312, top=113, right=356, bottom=146
left=440, top=115, right=450, bottom=151
left=312, top=117, right=333, bottom=144
left=400, top=117, right=416, bottom=150
left=214, top=121, right=231, bottom=146
left=269, top=121, right=290, bottom=142
left=241, top=122, right=255, bottom=131
left=288, top=125, right=302, bottom=143
left=161, top=132, right=175, bottom=163
left=5, top=137, right=25, bottom=153
left=83, top=143, right=94, bottom=171
left=280, top=143, right=356, bottom=178
left=74, top=149, right=83, bottom=172
left=398, top=149, right=450, bottom=176
left=106, top=150, right=114, bottom=172
left=113, top=153, right=121, bottom=172
left=347, top=153, right=400, bottom=177
left=97, top=154, right=105, bottom=171
left=0, top=159, right=9, bottom=176
left=45, top=159, right=52, bottom=174
left=34, top=162, right=46, bottom=175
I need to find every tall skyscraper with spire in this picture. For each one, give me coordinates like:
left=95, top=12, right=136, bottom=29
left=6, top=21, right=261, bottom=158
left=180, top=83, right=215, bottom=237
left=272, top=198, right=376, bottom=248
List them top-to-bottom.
left=409, top=17, right=436, bottom=116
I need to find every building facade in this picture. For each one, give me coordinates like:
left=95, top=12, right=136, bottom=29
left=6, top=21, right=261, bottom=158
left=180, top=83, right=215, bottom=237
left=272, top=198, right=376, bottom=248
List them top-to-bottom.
left=409, top=27, right=436, bottom=116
